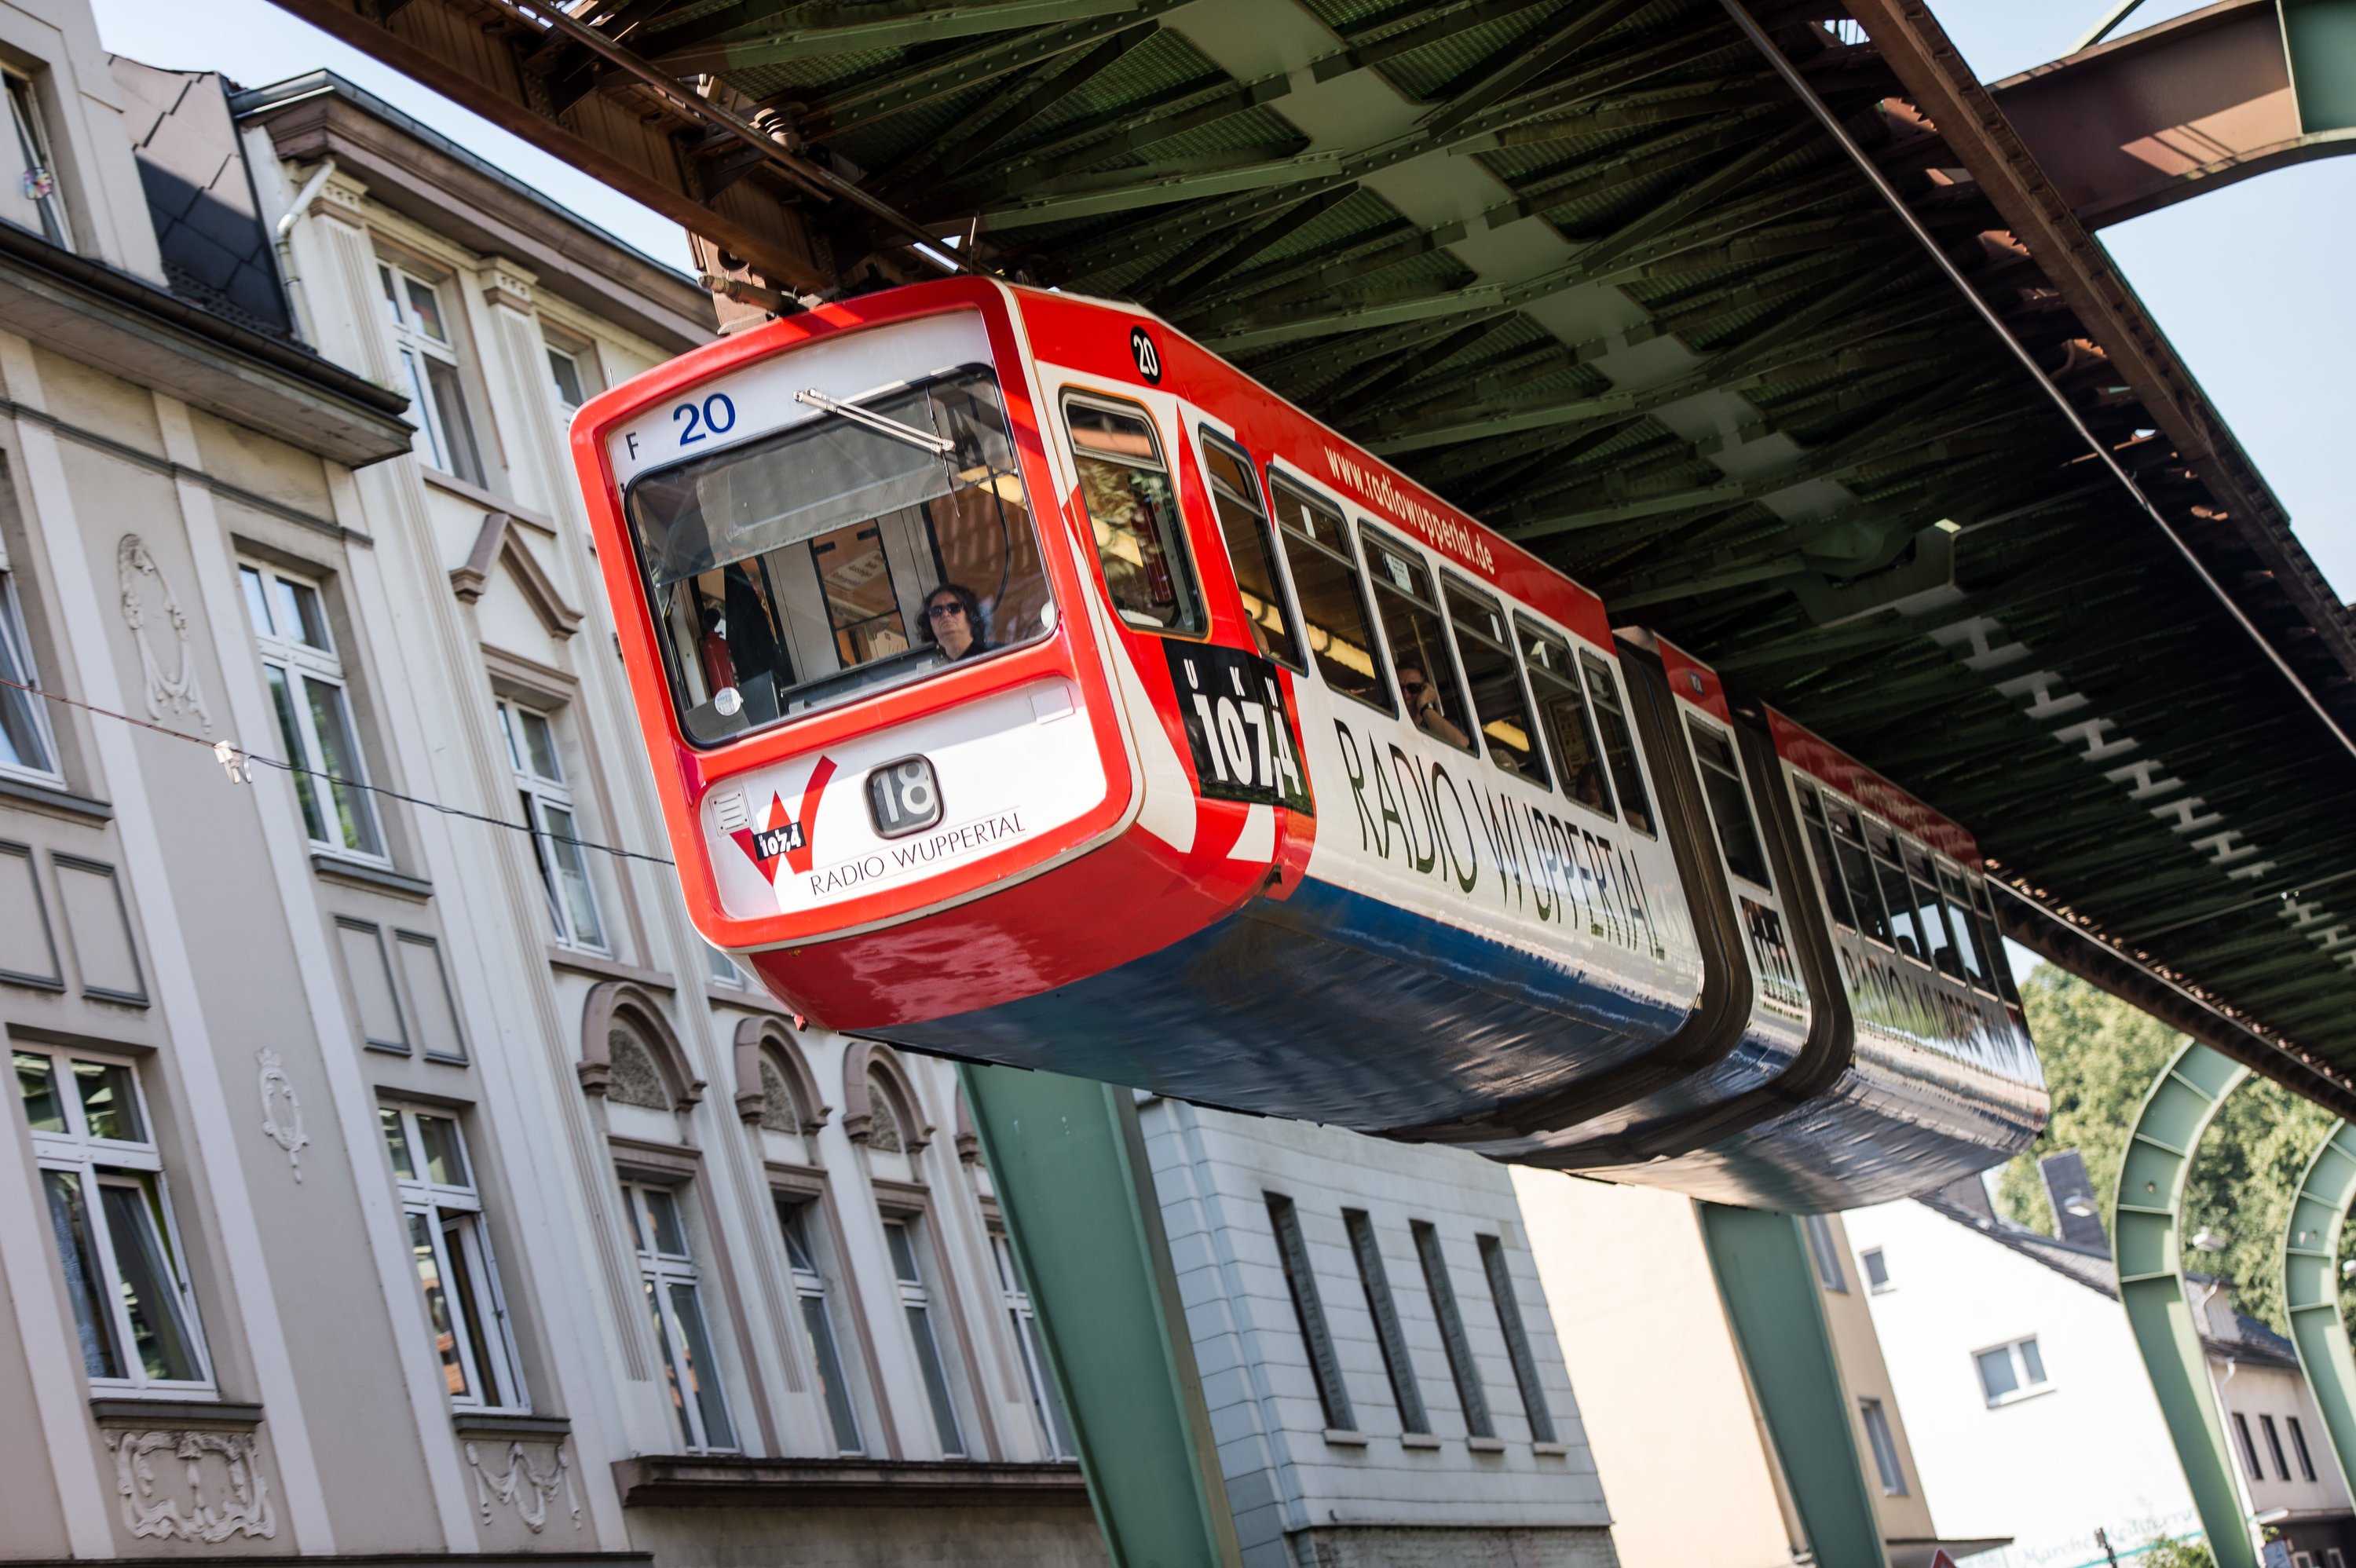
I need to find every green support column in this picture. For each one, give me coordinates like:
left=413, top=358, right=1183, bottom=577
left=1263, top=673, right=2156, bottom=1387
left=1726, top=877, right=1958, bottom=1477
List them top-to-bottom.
left=2115, top=1041, right=2255, bottom=1568
left=958, top=1064, right=1245, bottom=1568
left=2282, top=1120, right=2356, bottom=1497
left=1699, top=1202, right=1889, bottom=1568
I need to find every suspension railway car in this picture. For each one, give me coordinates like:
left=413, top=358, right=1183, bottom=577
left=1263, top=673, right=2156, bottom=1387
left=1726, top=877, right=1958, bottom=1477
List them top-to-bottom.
left=570, top=276, right=2045, bottom=1210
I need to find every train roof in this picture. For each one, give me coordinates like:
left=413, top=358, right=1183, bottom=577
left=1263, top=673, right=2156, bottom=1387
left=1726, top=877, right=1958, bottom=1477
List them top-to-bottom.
left=1764, top=707, right=1979, bottom=871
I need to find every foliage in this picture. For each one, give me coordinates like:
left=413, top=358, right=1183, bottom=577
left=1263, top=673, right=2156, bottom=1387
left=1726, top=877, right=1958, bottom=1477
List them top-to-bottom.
left=1993, top=967, right=2338, bottom=1332
left=2133, top=1533, right=2213, bottom=1568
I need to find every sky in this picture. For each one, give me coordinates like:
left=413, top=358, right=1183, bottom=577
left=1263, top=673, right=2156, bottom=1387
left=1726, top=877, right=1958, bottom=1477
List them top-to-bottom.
left=90, top=0, right=2352, bottom=598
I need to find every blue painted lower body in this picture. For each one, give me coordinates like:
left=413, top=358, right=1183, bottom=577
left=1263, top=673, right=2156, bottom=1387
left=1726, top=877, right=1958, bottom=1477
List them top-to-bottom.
left=880, top=875, right=1690, bottom=1133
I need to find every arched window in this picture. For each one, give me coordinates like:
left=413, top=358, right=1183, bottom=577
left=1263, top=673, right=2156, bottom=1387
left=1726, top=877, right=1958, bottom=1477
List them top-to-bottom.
left=730, top=1018, right=827, bottom=1142
left=608, top=1026, right=673, bottom=1111
left=842, top=1042, right=930, bottom=1155
left=757, top=1058, right=800, bottom=1133
left=865, top=1075, right=905, bottom=1153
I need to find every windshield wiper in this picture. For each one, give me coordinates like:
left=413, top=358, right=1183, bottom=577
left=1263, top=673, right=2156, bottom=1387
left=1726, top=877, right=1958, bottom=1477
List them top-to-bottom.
left=795, top=389, right=953, bottom=456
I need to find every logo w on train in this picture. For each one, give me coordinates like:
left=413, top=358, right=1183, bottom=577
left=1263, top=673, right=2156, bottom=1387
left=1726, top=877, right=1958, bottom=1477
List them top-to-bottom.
left=730, top=757, right=837, bottom=885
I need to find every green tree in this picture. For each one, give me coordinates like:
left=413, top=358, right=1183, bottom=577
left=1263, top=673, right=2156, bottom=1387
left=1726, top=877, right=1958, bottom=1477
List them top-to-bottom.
left=1994, top=967, right=2336, bottom=1332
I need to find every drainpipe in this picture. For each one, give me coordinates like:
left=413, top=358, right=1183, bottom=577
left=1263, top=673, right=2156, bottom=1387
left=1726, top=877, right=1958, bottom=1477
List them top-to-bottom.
left=271, top=158, right=337, bottom=345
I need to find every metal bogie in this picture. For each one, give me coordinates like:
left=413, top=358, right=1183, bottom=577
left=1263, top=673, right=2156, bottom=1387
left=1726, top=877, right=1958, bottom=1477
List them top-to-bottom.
left=570, top=275, right=2045, bottom=1208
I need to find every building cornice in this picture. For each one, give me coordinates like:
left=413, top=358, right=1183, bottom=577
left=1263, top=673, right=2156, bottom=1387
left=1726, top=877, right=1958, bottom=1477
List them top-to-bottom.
left=609, top=1455, right=1090, bottom=1510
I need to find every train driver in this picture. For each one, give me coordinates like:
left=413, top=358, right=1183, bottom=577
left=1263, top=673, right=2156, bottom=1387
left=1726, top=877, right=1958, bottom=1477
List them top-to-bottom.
left=924, top=584, right=992, bottom=663
left=1397, top=663, right=1470, bottom=749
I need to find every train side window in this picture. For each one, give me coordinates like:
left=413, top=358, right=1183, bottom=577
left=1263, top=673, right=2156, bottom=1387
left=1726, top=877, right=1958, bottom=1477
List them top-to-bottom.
left=1065, top=395, right=1205, bottom=635
left=1197, top=431, right=1302, bottom=670
left=1269, top=478, right=1392, bottom=712
left=1362, top=529, right=1474, bottom=755
left=1443, top=579, right=1546, bottom=785
left=1519, top=620, right=1612, bottom=817
left=1580, top=654, right=1654, bottom=838
left=1686, top=718, right=1772, bottom=890
left=1797, top=784, right=1856, bottom=930
left=1827, top=801, right=1890, bottom=945
left=1867, top=823, right=1924, bottom=960
left=1903, top=843, right=1959, bottom=979
left=1937, top=866, right=1991, bottom=989
left=1970, top=878, right=2022, bottom=1004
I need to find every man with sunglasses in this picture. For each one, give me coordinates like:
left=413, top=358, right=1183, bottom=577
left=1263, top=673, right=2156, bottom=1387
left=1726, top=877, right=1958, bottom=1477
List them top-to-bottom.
left=923, top=583, right=991, bottom=662
left=1396, top=663, right=1469, bottom=749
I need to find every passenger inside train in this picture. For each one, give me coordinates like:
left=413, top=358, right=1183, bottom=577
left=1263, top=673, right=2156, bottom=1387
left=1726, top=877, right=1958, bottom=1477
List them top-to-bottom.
left=625, top=364, right=1055, bottom=744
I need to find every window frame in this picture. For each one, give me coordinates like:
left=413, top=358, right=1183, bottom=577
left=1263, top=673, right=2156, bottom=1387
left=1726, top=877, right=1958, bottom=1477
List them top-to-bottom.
left=4, top=70, right=73, bottom=249
left=378, top=258, right=486, bottom=485
left=1060, top=389, right=1207, bottom=640
left=1194, top=426, right=1305, bottom=672
left=1265, top=467, right=1394, bottom=715
left=1359, top=524, right=1477, bottom=757
left=240, top=560, right=387, bottom=861
left=0, top=568, right=63, bottom=784
left=1440, top=575, right=1550, bottom=788
left=1579, top=650, right=1655, bottom=839
left=496, top=698, right=608, bottom=953
left=1686, top=714, right=1774, bottom=893
left=16, top=1045, right=214, bottom=1395
left=380, top=1103, right=527, bottom=1413
left=622, top=1177, right=738, bottom=1453
left=1268, top=1191, right=1355, bottom=1433
left=775, top=1193, right=865, bottom=1455
left=1343, top=1208, right=1428, bottom=1435
left=881, top=1212, right=968, bottom=1457
left=1802, top=1214, right=1848, bottom=1293
left=1410, top=1219, right=1493, bottom=1440
left=992, top=1228, right=1077, bottom=1460
left=1476, top=1232, right=1557, bottom=1445
left=1860, top=1245, right=1891, bottom=1292
left=1973, top=1334, right=2051, bottom=1407
left=1859, top=1397, right=1908, bottom=1496
left=2235, top=1410, right=2265, bottom=1482
left=2262, top=1412, right=2292, bottom=1481
left=2289, top=1413, right=2319, bottom=1482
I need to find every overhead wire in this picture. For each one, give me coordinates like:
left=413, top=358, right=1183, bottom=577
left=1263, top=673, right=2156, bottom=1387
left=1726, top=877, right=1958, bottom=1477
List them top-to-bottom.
left=0, top=673, right=678, bottom=868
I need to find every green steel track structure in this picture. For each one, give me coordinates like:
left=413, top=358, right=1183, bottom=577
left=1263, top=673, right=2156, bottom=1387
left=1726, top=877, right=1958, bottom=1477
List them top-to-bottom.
left=2283, top=1119, right=2356, bottom=1500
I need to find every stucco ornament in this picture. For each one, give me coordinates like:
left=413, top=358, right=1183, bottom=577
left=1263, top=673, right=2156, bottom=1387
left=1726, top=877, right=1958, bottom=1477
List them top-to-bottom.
left=116, top=535, right=212, bottom=731
left=258, top=1049, right=308, bottom=1181
left=106, top=1430, right=276, bottom=1541
left=464, top=1439, right=579, bottom=1533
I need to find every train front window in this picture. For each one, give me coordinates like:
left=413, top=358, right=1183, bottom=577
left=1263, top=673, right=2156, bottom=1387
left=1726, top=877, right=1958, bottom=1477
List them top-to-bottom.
left=625, top=366, right=1052, bottom=744
left=1065, top=396, right=1203, bottom=634
left=1198, top=432, right=1300, bottom=669
left=1271, top=480, right=1389, bottom=711
left=1363, top=530, right=1473, bottom=755
left=1444, top=580, right=1545, bottom=784
left=1520, top=620, right=1611, bottom=817
left=1581, top=653, right=1654, bottom=838
left=1686, top=719, right=1771, bottom=890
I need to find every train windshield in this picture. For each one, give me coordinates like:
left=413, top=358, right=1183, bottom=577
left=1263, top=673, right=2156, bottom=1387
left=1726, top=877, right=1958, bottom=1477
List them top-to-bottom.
left=625, top=365, right=1052, bottom=744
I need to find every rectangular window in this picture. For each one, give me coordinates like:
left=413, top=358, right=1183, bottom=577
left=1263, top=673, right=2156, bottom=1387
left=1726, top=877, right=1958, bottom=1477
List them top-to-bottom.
left=4, top=73, right=72, bottom=248
left=380, top=262, right=486, bottom=485
left=547, top=344, right=591, bottom=411
left=628, top=367, right=1054, bottom=744
left=1066, top=395, right=1202, bottom=634
left=1198, top=432, right=1301, bottom=671
left=1270, top=478, right=1388, bottom=711
left=1363, top=529, right=1473, bottom=754
left=239, top=563, right=384, bottom=858
left=0, top=572, right=58, bottom=780
left=1443, top=579, right=1545, bottom=784
left=1518, top=619, right=1612, bottom=817
left=1581, top=653, right=1654, bottom=837
left=497, top=700, right=606, bottom=952
left=1688, top=718, right=1772, bottom=890
left=1796, top=785, right=1853, bottom=929
left=1826, top=799, right=1891, bottom=946
left=1868, top=821, right=1925, bottom=960
left=1903, top=843, right=1958, bottom=978
left=1938, top=866, right=1991, bottom=989
left=1971, top=877, right=2022, bottom=1005
left=16, top=1047, right=210, bottom=1391
left=382, top=1106, right=524, bottom=1410
left=624, top=1180, right=736, bottom=1453
left=1267, top=1193, right=1353, bottom=1431
left=776, top=1197, right=862, bottom=1454
left=1343, top=1210, right=1426, bottom=1434
left=1803, top=1214, right=1848, bottom=1292
left=884, top=1216, right=965, bottom=1457
left=1411, top=1219, right=1492, bottom=1438
left=993, top=1231, right=1077, bottom=1459
left=1477, top=1233, right=1557, bottom=1444
left=1861, top=1246, right=1891, bottom=1292
left=1975, top=1336, right=2050, bottom=1405
left=1860, top=1398, right=1908, bottom=1496
left=2236, top=1412, right=2265, bottom=1482
left=2263, top=1413, right=2292, bottom=1481
left=2290, top=1414, right=2318, bottom=1482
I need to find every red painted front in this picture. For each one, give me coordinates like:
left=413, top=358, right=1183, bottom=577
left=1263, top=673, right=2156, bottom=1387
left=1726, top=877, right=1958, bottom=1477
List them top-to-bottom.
left=1766, top=707, right=1981, bottom=868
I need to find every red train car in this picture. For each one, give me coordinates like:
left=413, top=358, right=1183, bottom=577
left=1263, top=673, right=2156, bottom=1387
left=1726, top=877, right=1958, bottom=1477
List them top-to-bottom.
left=569, top=276, right=2043, bottom=1208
